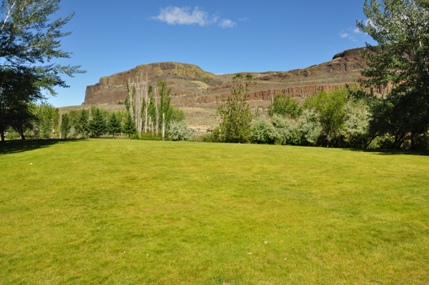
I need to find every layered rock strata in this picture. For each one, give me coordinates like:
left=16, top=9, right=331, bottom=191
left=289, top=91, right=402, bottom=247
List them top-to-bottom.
left=84, top=48, right=366, bottom=107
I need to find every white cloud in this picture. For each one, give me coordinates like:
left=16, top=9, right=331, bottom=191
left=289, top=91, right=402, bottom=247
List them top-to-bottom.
left=152, top=6, right=236, bottom=28
left=219, top=19, right=236, bottom=28
left=340, top=27, right=368, bottom=42
left=340, top=32, right=352, bottom=40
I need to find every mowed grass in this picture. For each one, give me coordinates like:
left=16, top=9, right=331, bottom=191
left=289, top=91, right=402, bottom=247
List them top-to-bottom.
left=1, top=140, right=428, bottom=284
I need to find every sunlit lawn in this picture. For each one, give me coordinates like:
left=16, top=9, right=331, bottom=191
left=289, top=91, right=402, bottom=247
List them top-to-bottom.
left=1, top=139, right=428, bottom=284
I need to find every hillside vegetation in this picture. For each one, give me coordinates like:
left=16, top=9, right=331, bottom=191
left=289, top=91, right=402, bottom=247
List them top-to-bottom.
left=1, top=140, right=428, bottom=284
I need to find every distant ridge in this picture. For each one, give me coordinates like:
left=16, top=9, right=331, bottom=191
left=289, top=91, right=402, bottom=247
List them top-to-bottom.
left=83, top=47, right=367, bottom=107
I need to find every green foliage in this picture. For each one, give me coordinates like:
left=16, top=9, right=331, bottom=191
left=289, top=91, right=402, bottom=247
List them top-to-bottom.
left=0, top=0, right=84, bottom=140
left=357, top=0, right=429, bottom=149
left=0, top=67, right=41, bottom=140
left=217, top=74, right=253, bottom=143
left=158, top=80, right=173, bottom=133
left=138, top=81, right=178, bottom=137
left=304, top=88, right=348, bottom=146
left=268, top=93, right=302, bottom=118
left=341, top=100, right=371, bottom=148
left=34, top=102, right=59, bottom=139
left=170, top=106, right=186, bottom=122
left=88, top=108, right=107, bottom=138
left=75, top=109, right=89, bottom=138
left=297, top=109, right=323, bottom=145
left=107, top=112, right=121, bottom=138
left=60, top=113, right=71, bottom=139
left=122, top=113, right=137, bottom=138
left=271, top=114, right=302, bottom=145
left=251, top=118, right=279, bottom=144
left=167, top=120, right=192, bottom=141
left=140, top=132, right=162, bottom=141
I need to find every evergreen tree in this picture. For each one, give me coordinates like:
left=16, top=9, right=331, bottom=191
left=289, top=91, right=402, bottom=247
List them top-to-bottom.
left=88, top=108, right=107, bottom=138
left=107, top=112, right=122, bottom=138
left=122, top=113, right=136, bottom=138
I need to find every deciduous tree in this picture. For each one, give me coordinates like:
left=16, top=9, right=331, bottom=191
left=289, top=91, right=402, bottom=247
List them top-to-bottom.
left=0, top=0, right=83, bottom=140
left=357, top=0, right=429, bottom=148
left=217, top=74, right=253, bottom=143
left=304, top=88, right=348, bottom=147
left=268, top=94, right=302, bottom=118
left=75, top=109, right=89, bottom=138
left=60, top=113, right=71, bottom=139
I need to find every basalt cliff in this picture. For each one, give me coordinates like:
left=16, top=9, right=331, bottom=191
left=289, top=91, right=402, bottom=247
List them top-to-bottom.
left=83, top=48, right=367, bottom=107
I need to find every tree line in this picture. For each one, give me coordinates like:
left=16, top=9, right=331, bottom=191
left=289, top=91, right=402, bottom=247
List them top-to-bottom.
left=1, top=0, right=428, bottom=150
left=209, top=0, right=429, bottom=150
left=210, top=76, right=375, bottom=148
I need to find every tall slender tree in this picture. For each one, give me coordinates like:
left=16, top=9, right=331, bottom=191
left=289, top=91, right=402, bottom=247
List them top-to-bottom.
left=75, top=109, right=89, bottom=138
left=60, top=113, right=71, bottom=139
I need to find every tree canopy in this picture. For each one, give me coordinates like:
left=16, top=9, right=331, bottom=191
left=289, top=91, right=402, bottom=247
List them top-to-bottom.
left=0, top=0, right=83, bottom=140
left=357, top=0, right=429, bottom=148
left=217, top=74, right=253, bottom=143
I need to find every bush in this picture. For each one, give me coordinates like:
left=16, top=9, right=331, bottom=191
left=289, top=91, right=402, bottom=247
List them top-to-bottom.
left=268, top=94, right=302, bottom=118
left=341, top=100, right=371, bottom=148
left=297, top=109, right=322, bottom=145
left=271, top=115, right=301, bottom=145
left=251, top=118, right=279, bottom=144
left=167, top=120, right=192, bottom=141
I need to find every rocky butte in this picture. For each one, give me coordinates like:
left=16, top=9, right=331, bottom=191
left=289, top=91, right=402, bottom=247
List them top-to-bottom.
left=83, top=48, right=367, bottom=108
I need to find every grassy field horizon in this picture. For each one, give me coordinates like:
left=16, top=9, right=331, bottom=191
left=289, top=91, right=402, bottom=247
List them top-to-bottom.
left=1, top=139, right=428, bottom=284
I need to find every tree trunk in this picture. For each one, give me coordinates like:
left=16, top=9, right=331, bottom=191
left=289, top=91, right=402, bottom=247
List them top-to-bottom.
left=162, top=112, right=165, bottom=141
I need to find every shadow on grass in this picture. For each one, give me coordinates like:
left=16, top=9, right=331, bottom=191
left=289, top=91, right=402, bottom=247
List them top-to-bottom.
left=0, top=139, right=82, bottom=155
left=346, top=148, right=429, bottom=156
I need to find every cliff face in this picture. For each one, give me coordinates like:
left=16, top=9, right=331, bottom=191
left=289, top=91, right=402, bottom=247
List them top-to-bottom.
left=83, top=48, right=367, bottom=107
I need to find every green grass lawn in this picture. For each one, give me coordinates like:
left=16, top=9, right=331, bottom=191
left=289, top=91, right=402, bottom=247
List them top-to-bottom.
left=1, top=139, right=428, bottom=284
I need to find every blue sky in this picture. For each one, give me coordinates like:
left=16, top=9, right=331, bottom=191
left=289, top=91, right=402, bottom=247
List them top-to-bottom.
left=49, top=1, right=373, bottom=107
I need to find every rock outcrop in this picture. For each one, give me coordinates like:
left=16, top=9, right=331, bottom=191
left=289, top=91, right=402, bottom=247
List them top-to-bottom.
left=83, top=48, right=367, bottom=107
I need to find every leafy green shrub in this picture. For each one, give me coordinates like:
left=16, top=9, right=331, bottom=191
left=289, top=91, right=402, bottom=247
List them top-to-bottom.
left=268, top=93, right=302, bottom=118
left=341, top=100, right=371, bottom=148
left=297, top=109, right=322, bottom=145
left=271, top=115, right=301, bottom=145
left=251, top=118, right=279, bottom=144
left=168, top=120, right=192, bottom=141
